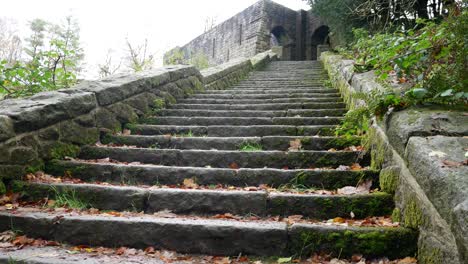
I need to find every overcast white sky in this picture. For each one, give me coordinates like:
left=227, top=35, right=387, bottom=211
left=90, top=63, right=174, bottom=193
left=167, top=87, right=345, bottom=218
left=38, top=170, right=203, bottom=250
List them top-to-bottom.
left=0, top=0, right=310, bottom=79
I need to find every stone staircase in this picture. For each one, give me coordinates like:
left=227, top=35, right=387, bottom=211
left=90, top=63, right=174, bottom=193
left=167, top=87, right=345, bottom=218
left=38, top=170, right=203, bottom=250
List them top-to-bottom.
left=2, top=61, right=417, bottom=259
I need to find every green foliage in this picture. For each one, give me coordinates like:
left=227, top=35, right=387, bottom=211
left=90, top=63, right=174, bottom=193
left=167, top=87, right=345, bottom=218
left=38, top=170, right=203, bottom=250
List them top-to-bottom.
left=346, top=10, right=468, bottom=108
left=0, top=16, right=83, bottom=98
left=164, top=47, right=185, bottom=66
left=190, top=52, right=210, bottom=70
left=335, top=107, right=370, bottom=138
left=238, top=142, right=263, bottom=151
left=50, top=186, right=89, bottom=209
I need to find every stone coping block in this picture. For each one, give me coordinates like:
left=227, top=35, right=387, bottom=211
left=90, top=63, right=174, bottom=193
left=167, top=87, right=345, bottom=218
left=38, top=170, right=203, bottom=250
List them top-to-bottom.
left=386, top=107, right=468, bottom=155
left=405, top=135, right=468, bottom=259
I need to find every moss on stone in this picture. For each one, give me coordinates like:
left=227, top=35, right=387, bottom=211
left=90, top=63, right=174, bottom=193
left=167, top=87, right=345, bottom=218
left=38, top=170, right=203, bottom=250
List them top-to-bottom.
left=363, top=128, right=387, bottom=170
left=326, top=137, right=361, bottom=149
left=49, top=142, right=80, bottom=160
left=25, top=160, right=45, bottom=173
left=379, top=167, right=399, bottom=194
left=0, top=180, right=6, bottom=195
left=403, top=198, right=424, bottom=229
left=392, top=208, right=401, bottom=223
left=291, top=227, right=417, bottom=259
left=418, top=244, right=442, bottom=264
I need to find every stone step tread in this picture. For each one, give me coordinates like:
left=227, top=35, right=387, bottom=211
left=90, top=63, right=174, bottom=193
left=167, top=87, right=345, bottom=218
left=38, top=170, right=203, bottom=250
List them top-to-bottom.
left=202, top=88, right=336, bottom=94
left=190, top=93, right=341, bottom=99
left=177, top=98, right=343, bottom=104
left=169, top=102, right=346, bottom=110
left=158, top=109, right=347, bottom=117
left=143, top=116, right=343, bottom=126
left=129, top=124, right=336, bottom=137
left=101, top=135, right=360, bottom=151
left=78, top=146, right=366, bottom=169
left=47, top=160, right=378, bottom=189
left=16, top=181, right=394, bottom=219
left=0, top=211, right=418, bottom=258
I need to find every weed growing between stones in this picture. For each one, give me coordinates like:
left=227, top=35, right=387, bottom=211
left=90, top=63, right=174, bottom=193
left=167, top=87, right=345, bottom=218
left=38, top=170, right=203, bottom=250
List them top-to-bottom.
left=177, top=130, right=194, bottom=137
left=238, top=142, right=263, bottom=151
left=50, top=186, right=89, bottom=209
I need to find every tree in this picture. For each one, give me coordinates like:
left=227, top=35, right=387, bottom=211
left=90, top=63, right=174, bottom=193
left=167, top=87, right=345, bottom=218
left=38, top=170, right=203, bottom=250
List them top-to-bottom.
left=0, top=16, right=84, bottom=98
left=0, top=18, right=22, bottom=65
left=125, top=38, right=154, bottom=72
left=98, top=49, right=122, bottom=78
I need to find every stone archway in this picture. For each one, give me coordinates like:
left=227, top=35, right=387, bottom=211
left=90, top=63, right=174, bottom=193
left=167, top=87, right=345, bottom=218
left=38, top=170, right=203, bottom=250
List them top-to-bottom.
left=310, top=25, right=330, bottom=60
left=270, top=26, right=293, bottom=60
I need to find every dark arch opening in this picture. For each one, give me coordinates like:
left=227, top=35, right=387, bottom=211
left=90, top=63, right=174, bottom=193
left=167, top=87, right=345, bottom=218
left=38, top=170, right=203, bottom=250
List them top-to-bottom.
left=310, top=25, right=330, bottom=60
left=270, top=26, right=293, bottom=60
left=270, top=26, right=289, bottom=46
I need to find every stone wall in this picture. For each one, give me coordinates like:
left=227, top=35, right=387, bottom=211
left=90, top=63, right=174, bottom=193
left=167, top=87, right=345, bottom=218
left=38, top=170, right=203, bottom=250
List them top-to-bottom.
left=164, top=0, right=328, bottom=65
left=202, top=50, right=278, bottom=90
left=0, top=51, right=278, bottom=193
left=321, top=52, right=468, bottom=264
left=0, top=66, right=204, bottom=183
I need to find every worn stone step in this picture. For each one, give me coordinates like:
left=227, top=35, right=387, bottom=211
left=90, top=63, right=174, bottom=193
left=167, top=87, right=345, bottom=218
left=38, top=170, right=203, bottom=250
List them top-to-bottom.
left=229, top=85, right=328, bottom=89
left=202, top=88, right=336, bottom=94
left=190, top=93, right=340, bottom=99
left=178, top=98, right=342, bottom=104
left=169, top=102, right=346, bottom=110
left=158, top=109, right=346, bottom=118
left=143, top=116, right=343, bottom=126
left=129, top=125, right=335, bottom=137
left=101, top=135, right=359, bottom=151
left=79, top=146, right=364, bottom=168
left=47, top=160, right=378, bottom=189
left=16, top=182, right=394, bottom=219
left=0, top=210, right=418, bottom=258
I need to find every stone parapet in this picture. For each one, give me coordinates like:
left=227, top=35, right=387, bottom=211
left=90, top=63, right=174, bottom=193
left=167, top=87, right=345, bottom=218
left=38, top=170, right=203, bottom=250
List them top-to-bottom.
left=320, top=51, right=468, bottom=264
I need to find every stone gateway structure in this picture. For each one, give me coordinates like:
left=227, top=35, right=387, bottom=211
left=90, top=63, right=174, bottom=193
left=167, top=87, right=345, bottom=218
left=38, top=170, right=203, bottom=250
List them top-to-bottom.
left=164, top=0, right=330, bottom=66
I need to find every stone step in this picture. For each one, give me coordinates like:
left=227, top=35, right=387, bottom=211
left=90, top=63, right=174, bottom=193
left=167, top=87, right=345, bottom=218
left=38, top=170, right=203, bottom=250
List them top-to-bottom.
left=229, top=85, right=328, bottom=89
left=202, top=88, right=336, bottom=94
left=190, top=92, right=340, bottom=99
left=177, top=98, right=342, bottom=104
left=169, top=102, right=346, bottom=110
left=158, top=109, right=346, bottom=118
left=143, top=116, right=343, bottom=126
left=130, top=125, right=335, bottom=137
left=101, top=135, right=360, bottom=150
left=79, top=146, right=364, bottom=169
left=47, top=160, right=378, bottom=189
left=16, top=182, right=394, bottom=219
left=0, top=210, right=418, bottom=258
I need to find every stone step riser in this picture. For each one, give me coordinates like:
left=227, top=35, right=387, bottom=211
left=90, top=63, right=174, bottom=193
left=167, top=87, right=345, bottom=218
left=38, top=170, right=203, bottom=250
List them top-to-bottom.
left=229, top=86, right=328, bottom=89
left=202, top=88, right=336, bottom=94
left=190, top=93, right=340, bottom=99
left=178, top=98, right=342, bottom=104
left=169, top=102, right=346, bottom=110
left=159, top=109, right=347, bottom=117
left=144, top=117, right=343, bottom=126
left=131, top=125, right=336, bottom=137
left=102, top=135, right=359, bottom=151
left=80, top=146, right=365, bottom=169
left=47, top=160, right=378, bottom=189
left=17, top=182, right=394, bottom=219
left=0, top=213, right=418, bottom=258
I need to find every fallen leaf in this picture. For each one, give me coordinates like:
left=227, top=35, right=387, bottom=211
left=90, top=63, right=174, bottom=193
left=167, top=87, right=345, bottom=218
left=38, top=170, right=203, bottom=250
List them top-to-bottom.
left=122, top=129, right=131, bottom=136
left=288, top=139, right=302, bottom=151
left=429, top=150, right=447, bottom=158
left=442, top=159, right=463, bottom=167
left=229, top=162, right=240, bottom=170
left=350, top=163, right=362, bottom=171
left=183, top=178, right=198, bottom=188
left=356, top=179, right=373, bottom=193
left=332, top=217, right=346, bottom=223
left=115, top=246, right=127, bottom=255
left=144, top=246, right=156, bottom=254
left=278, top=257, right=292, bottom=263
left=398, top=257, right=418, bottom=263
